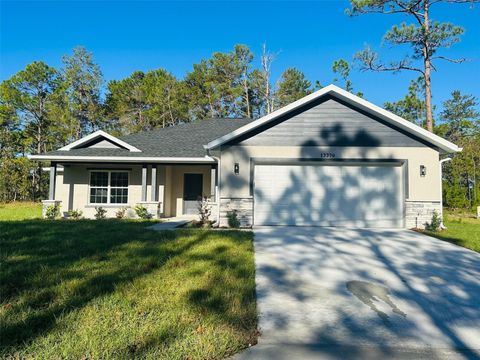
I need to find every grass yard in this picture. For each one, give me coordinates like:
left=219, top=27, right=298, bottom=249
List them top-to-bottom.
left=0, top=202, right=42, bottom=220
left=423, top=211, right=480, bottom=253
left=0, top=218, right=257, bottom=359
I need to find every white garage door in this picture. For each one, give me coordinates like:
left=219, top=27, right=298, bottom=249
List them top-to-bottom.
left=254, top=164, right=404, bottom=227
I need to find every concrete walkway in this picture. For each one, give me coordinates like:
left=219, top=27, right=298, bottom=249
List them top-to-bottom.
left=146, top=216, right=196, bottom=230
left=238, top=227, right=480, bottom=360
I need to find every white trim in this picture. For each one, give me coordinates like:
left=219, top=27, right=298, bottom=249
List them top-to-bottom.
left=205, top=84, right=461, bottom=154
left=59, top=130, right=142, bottom=152
left=28, top=155, right=217, bottom=163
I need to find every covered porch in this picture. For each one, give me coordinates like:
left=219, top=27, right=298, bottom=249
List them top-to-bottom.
left=43, top=161, right=219, bottom=221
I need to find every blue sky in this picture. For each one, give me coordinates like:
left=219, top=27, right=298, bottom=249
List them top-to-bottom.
left=1, top=0, right=479, bottom=112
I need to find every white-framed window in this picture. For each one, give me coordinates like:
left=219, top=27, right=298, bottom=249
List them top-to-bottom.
left=89, top=170, right=129, bottom=204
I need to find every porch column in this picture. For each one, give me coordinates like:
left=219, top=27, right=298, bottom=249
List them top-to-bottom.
left=48, top=162, right=57, bottom=200
left=141, top=164, right=147, bottom=202
left=151, top=165, right=157, bottom=201
left=158, top=166, right=166, bottom=215
left=210, top=166, right=217, bottom=202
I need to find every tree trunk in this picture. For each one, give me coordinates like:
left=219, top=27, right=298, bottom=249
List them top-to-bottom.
left=423, top=0, right=434, bottom=132
left=243, top=75, right=251, bottom=119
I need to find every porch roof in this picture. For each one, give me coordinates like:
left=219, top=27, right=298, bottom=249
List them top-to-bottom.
left=30, top=118, right=251, bottom=162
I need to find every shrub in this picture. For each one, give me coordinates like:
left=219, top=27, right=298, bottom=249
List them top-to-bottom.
left=197, top=197, right=212, bottom=227
left=45, top=203, right=60, bottom=220
left=134, top=204, right=152, bottom=219
left=94, top=206, right=107, bottom=220
left=115, top=207, right=127, bottom=219
left=67, top=209, right=83, bottom=219
left=227, top=210, right=240, bottom=228
left=426, top=210, right=442, bottom=232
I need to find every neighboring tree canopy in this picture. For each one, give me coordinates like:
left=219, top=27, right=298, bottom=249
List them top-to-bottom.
left=348, top=0, right=478, bottom=132
left=62, top=47, right=104, bottom=138
left=332, top=59, right=363, bottom=97
left=0, top=61, right=64, bottom=155
left=276, top=67, right=312, bottom=108
left=105, top=69, right=188, bottom=134
left=384, top=77, right=427, bottom=126
left=437, top=91, right=480, bottom=209
left=437, top=91, right=479, bottom=142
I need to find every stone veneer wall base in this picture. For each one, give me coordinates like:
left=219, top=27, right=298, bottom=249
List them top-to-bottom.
left=219, top=198, right=253, bottom=228
left=405, top=201, right=441, bottom=229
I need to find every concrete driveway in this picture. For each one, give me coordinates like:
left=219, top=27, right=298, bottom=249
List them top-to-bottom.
left=239, top=227, right=480, bottom=360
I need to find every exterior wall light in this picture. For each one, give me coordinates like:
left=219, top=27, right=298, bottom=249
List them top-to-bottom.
left=234, top=163, right=240, bottom=175
left=420, top=165, right=427, bottom=177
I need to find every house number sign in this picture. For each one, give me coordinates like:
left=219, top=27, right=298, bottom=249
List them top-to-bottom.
left=319, top=152, right=335, bottom=158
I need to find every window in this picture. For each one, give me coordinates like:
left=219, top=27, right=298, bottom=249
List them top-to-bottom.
left=89, top=171, right=128, bottom=204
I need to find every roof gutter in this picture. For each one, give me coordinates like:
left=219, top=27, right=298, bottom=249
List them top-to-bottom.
left=28, top=154, right=217, bottom=164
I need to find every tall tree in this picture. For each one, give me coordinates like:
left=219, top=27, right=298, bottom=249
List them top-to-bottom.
left=348, top=0, right=477, bottom=132
left=259, top=43, right=276, bottom=114
left=185, top=44, right=254, bottom=119
left=235, top=45, right=254, bottom=118
left=62, top=47, right=104, bottom=138
left=332, top=59, right=363, bottom=97
left=0, top=61, right=65, bottom=200
left=0, top=61, right=64, bottom=154
left=276, top=67, right=312, bottom=108
left=143, top=69, right=187, bottom=128
left=247, top=69, right=268, bottom=118
left=105, top=71, right=149, bottom=134
left=384, top=77, right=426, bottom=125
left=437, top=91, right=480, bottom=208
left=437, top=91, right=479, bottom=141
left=0, top=102, right=21, bottom=158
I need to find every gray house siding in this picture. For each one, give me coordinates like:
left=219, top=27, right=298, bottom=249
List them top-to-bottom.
left=234, top=96, right=429, bottom=148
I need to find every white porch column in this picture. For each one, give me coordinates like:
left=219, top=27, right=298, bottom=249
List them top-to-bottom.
left=43, top=162, right=62, bottom=218
left=48, top=162, right=57, bottom=200
left=141, top=164, right=147, bottom=202
left=151, top=165, right=157, bottom=201
left=158, top=166, right=166, bottom=215
left=210, top=166, right=217, bottom=202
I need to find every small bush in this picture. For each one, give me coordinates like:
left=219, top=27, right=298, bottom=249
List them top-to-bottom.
left=197, top=197, right=212, bottom=227
left=45, top=203, right=60, bottom=220
left=134, top=204, right=152, bottom=219
left=94, top=206, right=107, bottom=220
left=115, top=207, right=127, bottom=219
left=67, top=209, right=83, bottom=219
left=227, top=210, right=240, bottom=228
left=426, top=210, right=442, bottom=232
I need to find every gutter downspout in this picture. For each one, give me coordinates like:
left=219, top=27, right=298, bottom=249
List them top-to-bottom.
left=205, top=149, right=221, bottom=227
left=439, top=157, right=452, bottom=229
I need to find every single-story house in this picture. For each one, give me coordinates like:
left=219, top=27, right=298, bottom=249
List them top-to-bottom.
left=30, top=84, right=460, bottom=228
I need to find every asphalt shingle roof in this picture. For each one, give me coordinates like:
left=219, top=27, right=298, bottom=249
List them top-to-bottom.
left=45, top=118, right=251, bottom=158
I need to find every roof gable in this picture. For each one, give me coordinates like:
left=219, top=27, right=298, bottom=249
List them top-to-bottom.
left=205, top=84, right=461, bottom=153
left=235, top=96, right=427, bottom=148
left=59, top=130, right=142, bottom=152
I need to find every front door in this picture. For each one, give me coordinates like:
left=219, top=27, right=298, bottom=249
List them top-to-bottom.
left=183, top=173, right=203, bottom=215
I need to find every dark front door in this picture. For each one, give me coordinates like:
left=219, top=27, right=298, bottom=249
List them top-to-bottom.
left=183, top=173, right=203, bottom=215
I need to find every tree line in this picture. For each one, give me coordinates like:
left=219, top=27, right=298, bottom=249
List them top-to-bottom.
left=1, top=0, right=479, bottom=209
left=0, top=44, right=320, bottom=201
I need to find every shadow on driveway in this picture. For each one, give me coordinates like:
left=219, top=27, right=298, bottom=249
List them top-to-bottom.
left=238, top=227, right=480, bottom=360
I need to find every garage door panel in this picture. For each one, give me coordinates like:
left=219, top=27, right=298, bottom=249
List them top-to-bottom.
left=254, top=164, right=403, bottom=228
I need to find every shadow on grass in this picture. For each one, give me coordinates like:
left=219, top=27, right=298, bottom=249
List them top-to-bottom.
left=0, top=220, right=256, bottom=356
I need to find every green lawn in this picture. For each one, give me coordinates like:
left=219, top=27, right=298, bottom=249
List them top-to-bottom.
left=0, top=202, right=42, bottom=220
left=423, top=211, right=480, bottom=253
left=0, top=218, right=257, bottom=359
